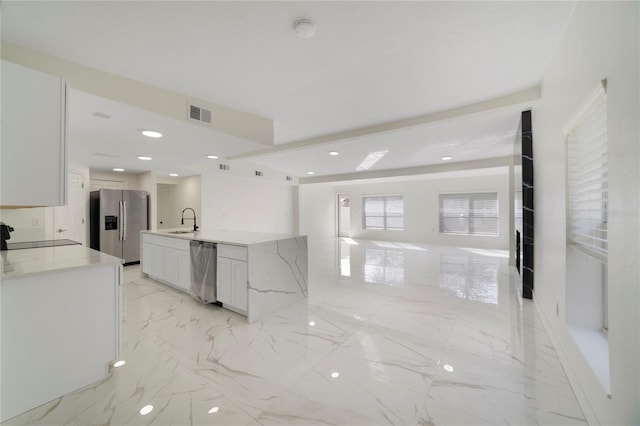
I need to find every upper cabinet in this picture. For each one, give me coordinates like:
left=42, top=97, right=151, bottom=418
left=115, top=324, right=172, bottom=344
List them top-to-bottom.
left=1, top=60, right=67, bottom=207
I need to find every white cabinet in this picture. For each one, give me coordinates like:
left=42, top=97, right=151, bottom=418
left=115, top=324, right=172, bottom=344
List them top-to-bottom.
left=1, top=60, right=67, bottom=207
left=142, top=234, right=190, bottom=292
left=142, top=243, right=152, bottom=275
left=150, top=244, right=165, bottom=279
left=217, top=244, right=248, bottom=314
left=164, top=248, right=178, bottom=284
left=176, top=250, right=191, bottom=292
left=216, top=256, right=232, bottom=305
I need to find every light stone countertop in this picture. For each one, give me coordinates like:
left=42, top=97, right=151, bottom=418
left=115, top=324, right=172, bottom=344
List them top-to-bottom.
left=143, top=228, right=303, bottom=246
left=1, top=245, right=123, bottom=279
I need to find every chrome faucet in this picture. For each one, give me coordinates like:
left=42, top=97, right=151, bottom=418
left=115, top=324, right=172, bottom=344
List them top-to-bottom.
left=181, top=208, right=198, bottom=232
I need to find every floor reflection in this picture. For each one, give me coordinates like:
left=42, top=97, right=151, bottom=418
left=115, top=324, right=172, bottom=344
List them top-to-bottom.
left=363, top=248, right=405, bottom=287
left=439, top=254, right=499, bottom=304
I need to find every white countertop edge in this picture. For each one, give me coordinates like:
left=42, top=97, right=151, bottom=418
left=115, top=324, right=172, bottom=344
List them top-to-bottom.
left=143, top=228, right=306, bottom=246
left=2, top=245, right=123, bottom=280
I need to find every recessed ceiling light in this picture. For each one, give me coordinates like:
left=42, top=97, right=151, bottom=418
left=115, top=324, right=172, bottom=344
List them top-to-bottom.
left=294, top=19, right=316, bottom=38
left=93, top=112, right=111, bottom=119
left=142, top=130, right=163, bottom=138
left=328, top=151, right=339, bottom=156
left=207, top=155, right=219, bottom=159
left=137, top=156, right=152, bottom=161
left=441, top=156, right=453, bottom=161
left=113, top=168, right=125, bottom=172
left=307, top=171, right=315, bottom=175
left=169, top=173, right=179, bottom=177
left=308, top=321, right=316, bottom=326
left=113, top=360, right=126, bottom=367
left=444, top=364, right=455, bottom=372
left=331, top=371, right=340, bottom=378
left=139, top=405, right=154, bottom=415
left=208, top=407, right=220, bottom=414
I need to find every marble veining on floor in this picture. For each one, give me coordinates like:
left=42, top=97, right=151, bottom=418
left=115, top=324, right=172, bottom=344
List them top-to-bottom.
left=2, top=238, right=586, bottom=425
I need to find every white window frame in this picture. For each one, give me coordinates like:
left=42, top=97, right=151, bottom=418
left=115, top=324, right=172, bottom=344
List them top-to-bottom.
left=439, top=192, right=499, bottom=236
left=362, top=195, right=404, bottom=231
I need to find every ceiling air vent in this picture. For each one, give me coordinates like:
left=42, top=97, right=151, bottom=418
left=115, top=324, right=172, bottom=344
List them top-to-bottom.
left=188, top=103, right=212, bottom=124
left=219, top=164, right=230, bottom=171
left=285, top=176, right=293, bottom=181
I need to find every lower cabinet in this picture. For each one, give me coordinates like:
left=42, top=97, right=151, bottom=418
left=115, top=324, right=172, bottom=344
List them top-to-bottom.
left=142, top=234, right=190, bottom=292
left=217, top=244, right=248, bottom=313
left=176, top=250, right=190, bottom=292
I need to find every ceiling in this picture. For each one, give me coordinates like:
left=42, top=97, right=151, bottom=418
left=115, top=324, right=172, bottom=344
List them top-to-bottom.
left=1, top=1, right=576, bottom=180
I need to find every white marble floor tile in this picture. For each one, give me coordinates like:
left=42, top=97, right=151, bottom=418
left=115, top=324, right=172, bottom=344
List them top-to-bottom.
left=3, top=238, right=586, bottom=426
left=257, top=328, right=440, bottom=425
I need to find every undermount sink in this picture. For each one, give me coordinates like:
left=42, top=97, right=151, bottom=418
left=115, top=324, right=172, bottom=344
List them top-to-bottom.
left=167, top=230, right=194, bottom=234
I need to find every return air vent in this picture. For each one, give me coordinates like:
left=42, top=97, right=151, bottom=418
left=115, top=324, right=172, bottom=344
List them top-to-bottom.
left=188, top=103, right=212, bottom=124
left=219, top=164, right=230, bottom=171
left=255, top=171, right=263, bottom=177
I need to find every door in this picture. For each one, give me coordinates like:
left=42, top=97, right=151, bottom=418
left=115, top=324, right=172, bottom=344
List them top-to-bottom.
left=54, top=172, right=85, bottom=244
left=98, top=189, right=123, bottom=259
left=122, top=190, right=148, bottom=264
left=337, top=194, right=351, bottom=237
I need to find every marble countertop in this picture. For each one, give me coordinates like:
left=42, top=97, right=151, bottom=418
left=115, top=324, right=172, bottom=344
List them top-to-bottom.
left=144, top=228, right=304, bottom=246
left=1, top=245, right=123, bottom=279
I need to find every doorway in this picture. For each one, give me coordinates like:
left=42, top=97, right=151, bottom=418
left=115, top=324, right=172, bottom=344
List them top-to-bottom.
left=53, top=172, right=86, bottom=244
left=337, top=194, right=351, bottom=237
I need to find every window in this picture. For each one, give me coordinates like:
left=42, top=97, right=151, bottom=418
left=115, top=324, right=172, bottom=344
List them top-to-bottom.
left=565, top=82, right=610, bottom=387
left=566, top=85, right=608, bottom=265
left=439, top=192, right=498, bottom=235
left=363, top=196, right=404, bottom=230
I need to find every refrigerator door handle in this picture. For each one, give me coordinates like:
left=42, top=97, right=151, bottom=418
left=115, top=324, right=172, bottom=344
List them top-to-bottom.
left=118, top=200, right=124, bottom=241
left=122, top=200, right=127, bottom=241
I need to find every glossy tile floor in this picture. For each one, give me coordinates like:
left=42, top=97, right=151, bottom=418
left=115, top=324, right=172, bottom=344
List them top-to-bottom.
left=4, top=238, right=587, bottom=425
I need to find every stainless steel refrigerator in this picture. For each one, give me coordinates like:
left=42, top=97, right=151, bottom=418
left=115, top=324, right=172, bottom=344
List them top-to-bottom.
left=90, top=189, right=148, bottom=264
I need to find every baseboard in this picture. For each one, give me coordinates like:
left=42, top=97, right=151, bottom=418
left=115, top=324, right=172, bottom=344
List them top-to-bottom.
left=532, top=293, right=600, bottom=426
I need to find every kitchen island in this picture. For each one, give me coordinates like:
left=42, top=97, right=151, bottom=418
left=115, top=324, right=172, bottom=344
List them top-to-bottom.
left=141, top=229, right=307, bottom=323
left=1, top=245, right=123, bottom=422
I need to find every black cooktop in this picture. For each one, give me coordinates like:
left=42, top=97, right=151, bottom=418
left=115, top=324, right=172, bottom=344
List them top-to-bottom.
left=5, top=239, right=81, bottom=250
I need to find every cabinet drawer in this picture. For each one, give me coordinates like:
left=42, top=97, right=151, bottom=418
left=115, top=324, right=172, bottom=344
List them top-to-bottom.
left=143, top=234, right=163, bottom=246
left=175, top=238, right=191, bottom=252
left=218, top=244, right=247, bottom=261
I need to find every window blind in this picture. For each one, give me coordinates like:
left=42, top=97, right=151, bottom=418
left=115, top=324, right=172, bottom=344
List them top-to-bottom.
left=566, top=87, right=608, bottom=264
left=439, top=192, right=499, bottom=235
left=363, top=196, right=404, bottom=230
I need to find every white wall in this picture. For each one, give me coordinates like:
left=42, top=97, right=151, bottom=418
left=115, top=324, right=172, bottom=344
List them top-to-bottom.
left=534, top=2, right=639, bottom=424
left=0, top=163, right=90, bottom=244
left=89, top=170, right=138, bottom=190
left=331, top=171, right=509, bottom=249
left=201, top=174, right=296, bottom=234
left=156, top=176, right=201, bottom=229
left=298, top=183, right=336, bottom=240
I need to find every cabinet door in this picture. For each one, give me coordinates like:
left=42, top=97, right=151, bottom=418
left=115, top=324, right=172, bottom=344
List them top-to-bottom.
left=1, top=60, right=67, bottom=207
left=142, top=243, right=152, bottom=275
left=150, top=245, right=165, bottom=280
left=164, top=248, right=178, bottom=285
left=176, top=250, right=190, bottom=292
left=216, top=256, right=232, bottom=305
left=232, top=260, right=248, bottom=311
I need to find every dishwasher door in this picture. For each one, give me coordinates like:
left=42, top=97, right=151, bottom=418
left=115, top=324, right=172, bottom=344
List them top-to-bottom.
left=189, top=240, right=216, bottom=304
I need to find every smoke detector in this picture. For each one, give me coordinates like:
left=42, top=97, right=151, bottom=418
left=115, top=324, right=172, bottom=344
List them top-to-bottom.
left=294, top=19, right=315, bottom=38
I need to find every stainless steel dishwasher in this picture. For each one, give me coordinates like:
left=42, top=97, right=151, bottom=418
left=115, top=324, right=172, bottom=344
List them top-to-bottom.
left=189, top=240, right=217, bottom=303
